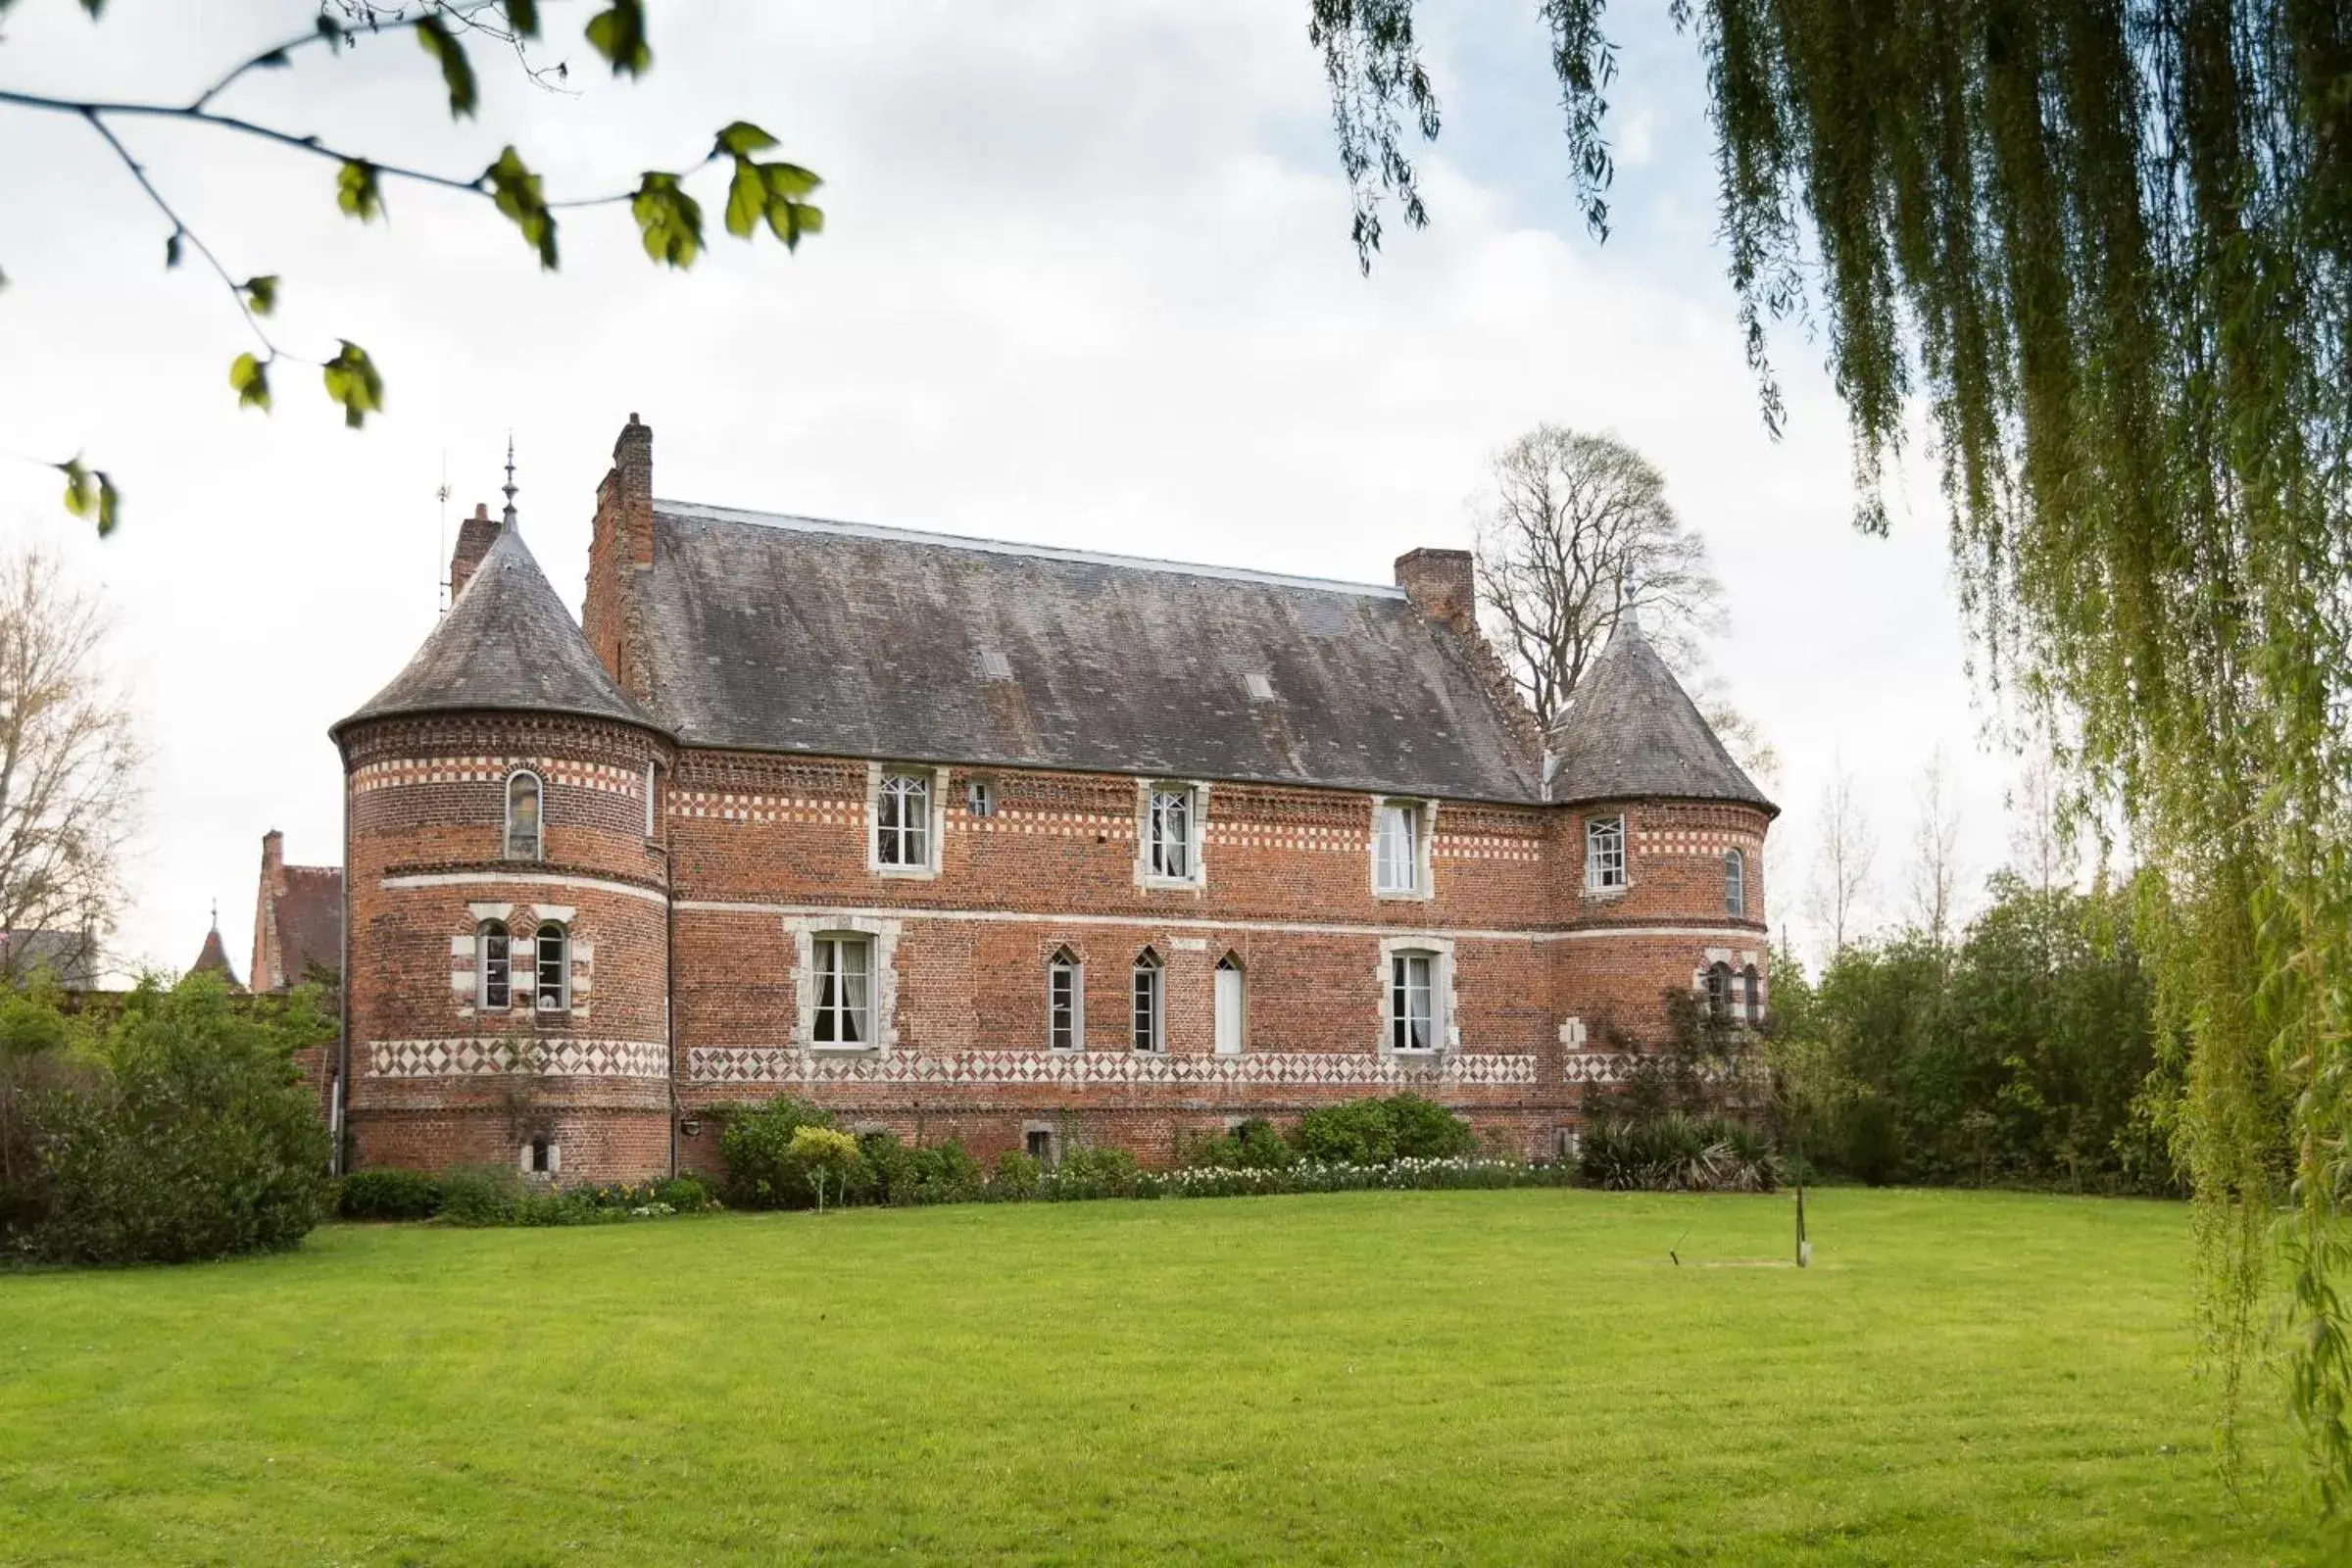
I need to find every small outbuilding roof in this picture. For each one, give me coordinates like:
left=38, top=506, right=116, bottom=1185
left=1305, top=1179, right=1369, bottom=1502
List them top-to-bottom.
left=333, top=525, right=657, bottom=739
left=1545, top=612, right=1776, bottom=814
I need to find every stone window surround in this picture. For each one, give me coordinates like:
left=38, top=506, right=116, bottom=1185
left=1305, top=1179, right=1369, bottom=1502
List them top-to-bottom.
left=866, top=761, right=950, bottom=880
left=1135, top=778, right=1209, bottom=890
left=1368, top=795, right=1437, bottom=901
left=451, top=902, right=591, bottom=1021
left=790, top=912, right=902, bottom=1054
left=1377, top=933, right=1457, bottom=1056
left=1047, top=945, right=1085, bottom=1052
left=1690, top=945, right=1766, bottom=1024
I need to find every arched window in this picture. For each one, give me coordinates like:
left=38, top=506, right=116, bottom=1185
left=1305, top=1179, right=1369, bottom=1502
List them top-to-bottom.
left=505, top=769, right=543, bottom=859
left=1725, top=850, right=1746, bottom=918
left=477, top=920, right=511, bottom=1010
left=534, top=922, right=568, bottom=1012
left=1048, top=947, right=1083, bottom=1052
left=1131, top=949, right=1163, bottom=1053
left=1213, top=953, right=1245, bottom=1055
left=1706, top=960, right=1733, bottom=1021
left=1743, top=964, right=1764, bottom=1026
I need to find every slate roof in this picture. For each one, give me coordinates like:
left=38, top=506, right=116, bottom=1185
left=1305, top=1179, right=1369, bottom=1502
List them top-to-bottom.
left=636, top=503, right=1544, bottom=804
left=333, top=525, right=657, bottom=738
left=1545, top=612, right=1775, bottom=813
left=190, top=924, right=245, bottom=991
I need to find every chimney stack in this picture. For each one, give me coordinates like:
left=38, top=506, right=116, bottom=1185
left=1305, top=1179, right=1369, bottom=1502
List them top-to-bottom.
left=586, top=414, right=656, bottom=699
left=449, top=502, right=500, bottom=603
left=1395, top=548, right=1476, bottom=627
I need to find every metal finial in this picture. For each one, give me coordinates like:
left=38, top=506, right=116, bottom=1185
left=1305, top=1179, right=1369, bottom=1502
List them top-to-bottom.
left=501, top=433, right=519, bottom=529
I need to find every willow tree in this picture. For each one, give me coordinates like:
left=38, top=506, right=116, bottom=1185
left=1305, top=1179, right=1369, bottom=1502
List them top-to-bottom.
left=1309, top=0, right=2352, bottom=1501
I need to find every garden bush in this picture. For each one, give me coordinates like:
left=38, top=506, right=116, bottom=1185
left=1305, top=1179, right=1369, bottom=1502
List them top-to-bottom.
left=20, top=973, right=333, bottom=1264
left=714, top=1095, right=839, bottom=1209
left=1292, top=1095, right=1475, bottom=1165
left=1579, top=1115, right=1780, bottom=1194
left=1184, top=1117, right=1297, bottom=1170
left=783, top=1126, right=867, bottom=1209
left=860, top=1133, right=984, bottom=1205
left=1045, top=1145, right=1140, bottom=1200
left=989, top=1149, right=1041, bottom=1200
left=337, top=1168, right=443, bottom=1221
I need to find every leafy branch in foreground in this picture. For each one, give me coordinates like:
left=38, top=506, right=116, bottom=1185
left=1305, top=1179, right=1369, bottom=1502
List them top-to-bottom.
left=0, top=0, right=825, bottom=531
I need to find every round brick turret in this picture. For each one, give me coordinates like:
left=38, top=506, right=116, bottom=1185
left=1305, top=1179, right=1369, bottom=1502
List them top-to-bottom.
left=331, top=522, right=675, bottom=1182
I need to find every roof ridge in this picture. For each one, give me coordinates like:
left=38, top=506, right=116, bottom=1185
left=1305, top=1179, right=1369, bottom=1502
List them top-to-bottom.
left=651, top=499, right=1412, bottom=601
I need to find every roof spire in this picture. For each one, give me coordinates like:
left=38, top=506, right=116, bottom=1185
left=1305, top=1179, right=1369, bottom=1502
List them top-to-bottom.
left=501, top=432, right=519, bottom=530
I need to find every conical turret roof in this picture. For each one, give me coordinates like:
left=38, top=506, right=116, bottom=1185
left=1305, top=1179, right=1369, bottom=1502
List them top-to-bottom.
left=333, top=525, right=660, bottom=738
left=1545, top=612, right=1775, bottom=813
left=190, top=920, right=244, bottom=991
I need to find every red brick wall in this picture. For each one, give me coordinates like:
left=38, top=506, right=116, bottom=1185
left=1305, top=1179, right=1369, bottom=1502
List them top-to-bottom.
left=338, top=709, right=1771, bottom=1181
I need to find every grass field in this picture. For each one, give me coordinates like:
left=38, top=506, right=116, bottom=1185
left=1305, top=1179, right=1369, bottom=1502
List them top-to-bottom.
left=0, top=1188, right=2331, bottom=1565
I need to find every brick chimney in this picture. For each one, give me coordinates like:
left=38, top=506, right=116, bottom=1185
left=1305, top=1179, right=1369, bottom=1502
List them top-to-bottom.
left=585, top=414, right=655, bottom=699
left=449, top=503, right=501, bottom=602
left=1395, top=548, right=1476, bottom=627
left=252, top=829, right=284, bottom=993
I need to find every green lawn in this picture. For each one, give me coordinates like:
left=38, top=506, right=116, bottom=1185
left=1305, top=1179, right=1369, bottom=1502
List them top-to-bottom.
left=0, top=1189, right=2329, bottom=1565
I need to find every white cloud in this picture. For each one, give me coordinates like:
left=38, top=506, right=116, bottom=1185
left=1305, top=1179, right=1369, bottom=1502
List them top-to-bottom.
left=0, top=0, right=2020, bottom=975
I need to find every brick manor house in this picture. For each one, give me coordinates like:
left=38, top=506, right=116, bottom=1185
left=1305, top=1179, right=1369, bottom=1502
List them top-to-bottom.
left=329, top=416, right=1775, bottom=1181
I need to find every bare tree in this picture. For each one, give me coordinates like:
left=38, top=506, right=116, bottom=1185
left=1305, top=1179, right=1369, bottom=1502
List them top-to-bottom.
left=1472, top=425, right=1724, bottom=727
left=0, top=547, right=141, bottom=985
left=1906, top=750, right=1965, bottom=943
left=2008, top=750, right=2076, bottom=895
left=1806, top=760, right=1878, bottom=958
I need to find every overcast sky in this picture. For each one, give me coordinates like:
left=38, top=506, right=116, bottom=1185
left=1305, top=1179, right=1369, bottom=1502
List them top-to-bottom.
left=1, top=1, right=2049, bottom=979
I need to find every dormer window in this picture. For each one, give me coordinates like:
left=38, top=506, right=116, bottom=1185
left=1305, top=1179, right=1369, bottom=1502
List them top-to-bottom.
left=505, top=769, right=543, bottom=858
left=875, top=772, right=931, bottom=867
left=1146, top=785, right=1199, bottom=882
left=1375, top=800, right=1430, bottom=896
left=1584, top=814, right=1627, bottom=892
left=1725, top=850, right=1746, bottom=918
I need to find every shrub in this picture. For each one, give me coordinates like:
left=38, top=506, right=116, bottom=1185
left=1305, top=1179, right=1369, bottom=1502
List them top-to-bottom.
left=23, top=973, right=333, bottom=1264
left=1292, top=1095, right=1475, bottom=1166
left=715, top=1096, right=839, bottom=1209
left=1579, top=1116, right=1779, bottom=1194
left=1186, top=1117, right=1298, bottom=1171
left=783, top=1126, right=867, bottom=1209
left=859, top=1132, right=984, bottom=1205
left=1047, top=1145, right=1140, bottom=1200
left=989, top=1149, right=1041, bottom=1200
left=436, top=1165, right=521, bottom=1226
left=337, top=1168, right=443, bottom=1221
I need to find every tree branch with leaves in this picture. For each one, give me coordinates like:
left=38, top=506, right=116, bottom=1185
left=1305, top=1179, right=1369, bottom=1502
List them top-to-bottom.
left=0, top=0, right=823, bottom=534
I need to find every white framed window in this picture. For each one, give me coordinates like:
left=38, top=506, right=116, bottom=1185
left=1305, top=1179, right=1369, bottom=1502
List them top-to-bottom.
left=505, top=769, right=543, bottom=859
left=875, top=772, right=931, bottom=868
left=967, top=778, right=997, bottom=817
left=1146, top=784, right=1199, bottom=881
left=1374, top=799, right=1429, bottom=896
left=1584, top=813, right=1627, bottom=892
left=1725, top=849, right=1745, bottom=918
left=477, top=920, right=511, bottom=1010
left=533, top=922, right=567, bottom=1012
left=812, top=933, right=873, bottom=1047
left=1048, top=947, right=1083, bottom=1051
left=1131, top=949, right=1164, bottom=1052
left=1390, top=950, right=1438, bottom=1053
left=1213, top=954, right=1245, bottom=1055
left=1706, top=960, right=1733, bottom=1021
left=519, top=1136, right=559, bottom=1175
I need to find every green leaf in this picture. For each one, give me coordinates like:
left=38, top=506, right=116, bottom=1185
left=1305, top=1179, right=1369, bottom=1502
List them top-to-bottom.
left=503, top=0, right=540, bottom=38
left=584, top=0, right=651, bottom=77
left=316, top=13, right=346, bottom=52
left=416, top=16, right=479, bottom=119
left=712, top=122, right=778, bottom=159
left=481, top=146, right=559, bottom=270
left=723, top=157, right=763, bottom=239
left=337, top=160, right=383, bottom=221
left=762, top=163, right=821, bottom=200
left=630, top=172, right=703, bottom=268
left=242, top=274, right=277, bottom=317
left=321, top=341, right=384, bottom=429
left=229, top=352, right=271, bottom=412
left=58, top=458, right=120, bottom=537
